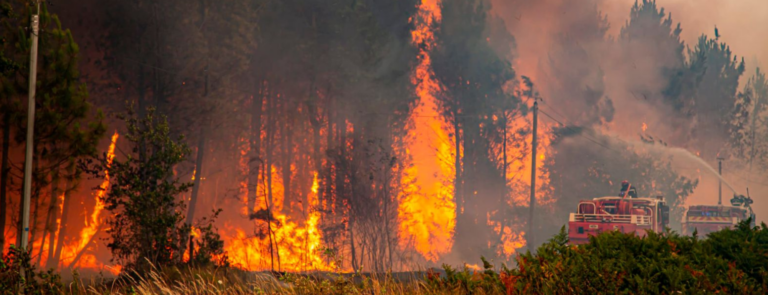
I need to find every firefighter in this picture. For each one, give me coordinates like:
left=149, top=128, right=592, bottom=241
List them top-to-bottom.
left=619, top=180, right=638, bottom=198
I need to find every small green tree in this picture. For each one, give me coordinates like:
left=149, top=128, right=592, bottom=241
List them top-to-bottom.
left=93, top=106, right=192, bottom=270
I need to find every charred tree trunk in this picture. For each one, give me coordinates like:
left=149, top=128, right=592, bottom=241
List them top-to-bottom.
left=182, top=1, right=209, bottom=262
left=185, top=63, right=209, bottom=233
left=248, top=80, right=265, bottom=215
left=307, top=80, right=321, bottom=178
left=265, top=86, right=280, bottom=272
left=322, top=90, right=334, bottom=254
left=282, top=101, right=292, bottom=211
left=453, top=111, right=462, bottom=220
left=0, top=113, right=11, bottom=250
left=337, top=116, right=357, bottom=271
left=455, top=117, right=482, bottom=259
left=186, top=126, right=206, bottom=222
left=383, top=131, right=394, bottom=271
left=27, top=159, right=42, bottom=252
left=38, top=167, right=60, bottom=266
left=49, top=167, right=73, bottom=269
left=68, top=222, right=104, bottom=269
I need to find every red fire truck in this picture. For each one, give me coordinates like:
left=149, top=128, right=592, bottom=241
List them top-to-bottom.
left=682, top=194, right=755, bottom=236
left=568, top=195, right=670, bottom=244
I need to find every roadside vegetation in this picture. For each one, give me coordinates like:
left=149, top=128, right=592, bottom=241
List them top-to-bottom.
left=2, top=219, right=766, bottom=294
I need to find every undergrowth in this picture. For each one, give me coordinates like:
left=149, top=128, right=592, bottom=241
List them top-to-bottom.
left=2, top=219, right=767, bottom=294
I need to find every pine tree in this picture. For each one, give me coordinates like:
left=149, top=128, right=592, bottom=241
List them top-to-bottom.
left=432, top=0, right=518, bottom=260
left=617, top=0, right=693, bottom=144
left=0, top=1, right=105, bottom=258
left=687, top=35, right=745, bottom=159
left=730, top=67, right=768, bottom=171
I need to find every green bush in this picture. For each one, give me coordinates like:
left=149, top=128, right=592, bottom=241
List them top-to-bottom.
left=501, top=220, right=768, bottom=294
left=703, top=220, right=768, bottom=289
left=0, top=246, right=63, bottom=295
left=425, top=257, right=508, bottom=294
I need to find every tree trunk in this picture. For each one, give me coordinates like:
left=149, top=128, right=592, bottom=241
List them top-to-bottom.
left=185, top=58, right=209, bottom=231
left=248, top=79, right=264, bottom=215
left=265, top=86, right=281, bottom=272
left=323, top=91, right=334, bottom=253
left=282, top=102, right=292, bottom=211
left=453, top=111, right=462, bottom=219
left=0, top=113, right=11, bottom=251
left=338, top=116, right=355, bottom=271
left=186, top=127, right=206, bottom=226
left=383, top=134, right=393, bottom=271
left=27, top=159, right=42, bottom=252
left=262, top=165, right=275, bottom=272
left=38, top=167, right=60, bottom=266
left=50, top=168, right=73, bottom=269
left=349, top=216, right=357, bottom=272
left=68, top=222, right=103, bottom=269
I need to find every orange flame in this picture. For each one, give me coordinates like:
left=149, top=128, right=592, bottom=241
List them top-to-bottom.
left=398, top=0, right=457, bottom=262
left=500, top=115, right=554, bottom=208
left=642, top=122, right=648, bottom=133
left=51, top=131, right=121, bottom=273
left=62, top=131, right=118, bottom=268
left=223, top=171, right=333, bottom=271
left=465, top=263, right=481, bottom=271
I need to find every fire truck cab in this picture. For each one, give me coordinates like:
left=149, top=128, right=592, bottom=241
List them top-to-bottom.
left=682, top=195, right=755, bottom=236
left=568, top=196, right=670, bottom=244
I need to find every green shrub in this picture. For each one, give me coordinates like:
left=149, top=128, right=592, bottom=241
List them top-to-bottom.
left=702, top=219, right=768, bottom=289
left=502, top=220, right=768, bottom=294
left=0, top=246, right=63, bottom=294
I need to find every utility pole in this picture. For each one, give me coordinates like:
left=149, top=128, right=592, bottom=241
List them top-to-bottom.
left=20, top=0, right=41, bottom=285
left=528, top=98, right=538, bottom=251
left=717, top=157, right=724, bottom=205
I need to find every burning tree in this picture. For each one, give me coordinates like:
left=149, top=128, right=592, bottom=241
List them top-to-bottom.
left=431, top=0, right=522, bottom=261
left=90, top=106, right=221, bottom=270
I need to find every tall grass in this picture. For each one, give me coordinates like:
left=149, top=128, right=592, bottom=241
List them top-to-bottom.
left=66, top=266, right=469, bottom=295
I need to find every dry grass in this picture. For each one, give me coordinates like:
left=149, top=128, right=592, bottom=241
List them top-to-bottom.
left=60, top=266, right=493, bottom=295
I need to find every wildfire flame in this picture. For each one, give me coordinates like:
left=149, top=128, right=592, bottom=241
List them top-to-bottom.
left=398, top=0, right=457, bottom=262
left=642, top=122, right=648, bottom=133
left=57, top=131, right=119, bottom=273
left=223, top=169, right=332, bottom=272
left=465, top=263, right=481, bottom=271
